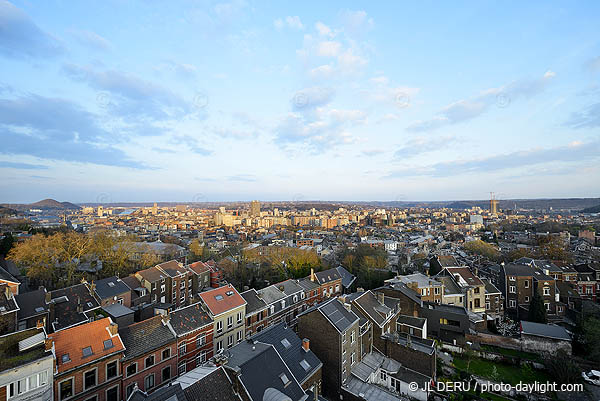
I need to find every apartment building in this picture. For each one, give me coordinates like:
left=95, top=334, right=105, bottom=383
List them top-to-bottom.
left=199, top=285, right=246, bottom=355
left=169, top=303, right=214, bottom=375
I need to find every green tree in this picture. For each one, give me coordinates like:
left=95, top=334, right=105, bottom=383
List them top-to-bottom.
left=528, top=291, right=547, bottom=323
left=581, top=316, right=600, bottom=362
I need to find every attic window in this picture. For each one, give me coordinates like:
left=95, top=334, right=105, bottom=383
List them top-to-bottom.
left=108, top=282, right=115, bottom=287
left=226, top=291, right=234, bottom=296
left=215, top=295, right=224, bottom=301
left=87, top=302, right=93, bottom=308
left=35, top=306, right=45, bottom=313
left=280, top=338, right=291, bottom=349
left=104, top=339, right=114, bottom=350
left=82, top=346, right=93, bottom=357
left=62, top=354, right=70, bottom=363
left=300, top=359, right=310, bottom=371
left=279, top=373, right=290, bottom=386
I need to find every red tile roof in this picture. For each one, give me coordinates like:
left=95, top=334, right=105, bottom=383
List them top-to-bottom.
left=188, top=261, right=211, bottom=275
left=199, top=284, right=246, bottom=316
left=49, top=317, right=125, bottom=374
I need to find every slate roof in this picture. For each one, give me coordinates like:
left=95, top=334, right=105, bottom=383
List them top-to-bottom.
left=437, top=255, right=459, bottom=267
left=157, top=260, right=188, bottom=277
left=503, top=263, right=536, bottom=277
left=0, top=265, right=19, bottom=284
left=136, top=266, right=167, bottom=283
left=335, top=266, right=356, bottom=289
left=444, top=267, right=484, bottom=287
left=314, top=268, right=341, bottom=285
left=121, top=275, right=143, bottom=291
left=94, top=276, right=130, bottom=300
left=297, top=278, right=319, bottom=292
left=275, top=279, right=304, bottom=296
left=483, top=279, right=501, bottom=294
left=50, top=283, right=100, bottom=331
left=378, top=283, right=423, bottom=307
left=0, top=284, right=19, bottom=315
left=199, top=285, right=245, bottom=317
left=257, top=285, right=286, bottom=305
left=15, top=288, right=48, bottom=321
left=241, top=289, right=267, bottom=315
left=351, top=291, right=391, bottom=328
left=302, top=298, right=358, bottom=333
left=169, top=302, right=213, bottom=335
left=103, top=303, right=134, bottom=319
left=119, top=315, right=175, bottom=361
left=397, top=315, right=426, bottom=329
left=49, top=317, right=124, bottom=374
left=520, top=321, right=571, bottom=341
left=252, top=323, right=322, bottom=385
left=226, top=342, right=306, bottom=401
left=181, top=366, right=239, bottom=401
left=129, top=383, right=188, bottom=401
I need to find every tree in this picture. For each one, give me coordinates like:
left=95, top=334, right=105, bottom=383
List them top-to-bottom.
left=0, top=233, right=14, bottom=257
left=188, top=239, right=204, bottom=262
left=463, top=240, right=501, bottom=261
left=528, top=291, right=547, bottom=323
left=581, top=316, right=600, bottom=362
left=543, top=350, right=581, bottom=384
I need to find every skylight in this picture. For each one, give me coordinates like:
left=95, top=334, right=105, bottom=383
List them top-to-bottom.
left=108, top=282, right=115, bottom=287
left=215, top=295, right=224, bottom=301
left=280, top=338, right=291, bottom=349
left=104, top=339, right=114, bottom=350
left=82, top=346, right=93, bottom=357
left=62, top=354, right=70, bottom=363
left=300, top=359, right=310, bottom=371
left=279, top=373, right=290, bottom=385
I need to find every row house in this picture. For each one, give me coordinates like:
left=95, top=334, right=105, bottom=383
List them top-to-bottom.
left=134, top=260, right=192, bottom=309
left=186, top=261, right=211, bottom=296
left=574, top=263, right=600, bottom=302
left=437, top=267, right=486, bottom=313
left=312, top=268, right=343, bottom=301
left=389, top=273, right=444, bottom=304
left=93, top=277, right=131, bottom=308
left=297, top=278, right=320, bottom=307
left=273, top=279, right=306, bottom=327
left=483, top=279, right=504, bottom=322
left=49, top=282, right=101, bottom=333
left=0, top=284, right=19, bottom=335
left=199, top=285, right=246, bottom=356
left=256, top=286, right=286, bottom=328
left=240, top=289, right=268, bottom=337
left=297, top=298, right=361, bottom=400
left=168, top=303, right=214, bottom=375
left=119, top=315, right=177, bottom=400
left=49, top=317, right=124, bottom=401
left=0, top=326, right=54, bottom=401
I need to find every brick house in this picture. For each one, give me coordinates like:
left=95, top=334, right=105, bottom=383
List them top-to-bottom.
left=156, top=261, right=193, bottom=309
left=186, top=261, right=211, bottom=298
left=499, top=263, right=535, bottom=320
left=312, top=268, right=343, bottom=301
left=93, top=277, right=131, bottom=308
left=240, top=289, right=267, bottom=337
left=169, top=302, right=214, bottom=375
left=119, top=315, right=177, bottom=400
left=49, top=318, right=124, bottom=401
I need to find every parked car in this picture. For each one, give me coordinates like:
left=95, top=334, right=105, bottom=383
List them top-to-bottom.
left=582, top=370, right=600, bottom=385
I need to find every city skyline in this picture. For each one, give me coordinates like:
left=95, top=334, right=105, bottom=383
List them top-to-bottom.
left=1, top=1, right=600, bottom=203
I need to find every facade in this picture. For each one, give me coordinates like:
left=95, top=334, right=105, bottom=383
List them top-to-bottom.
left=186, top=261, right=211, bottom=297
left=438, top=267, right=486, bottom=313
left=312, top=268, right=343, bottom=301
left=391, top=273, right=444, bottom=304
left=93, top=277, right=131, bottom=308
left=483, top=279, right=504, bottom=321
left=199, top=285, right=246, bottom=355
left=240, top=289, right=267, bottom=337
left=297, top=298, right=360, bottom=399
left=169, top=303, right=214, bottom=375
left=119, top=315, right=177, bottom=400
left=49, top=317, right=124, bottom=401
left=0, top=327, right=54, bottom=401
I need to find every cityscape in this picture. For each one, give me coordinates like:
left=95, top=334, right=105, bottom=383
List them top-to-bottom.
left=2, top=1, right=600, bottom=401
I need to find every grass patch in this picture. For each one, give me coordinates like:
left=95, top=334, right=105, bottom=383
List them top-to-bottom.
left=480, top=344, right=541, bottom=362
left=453, top=354, right=551, bottom=385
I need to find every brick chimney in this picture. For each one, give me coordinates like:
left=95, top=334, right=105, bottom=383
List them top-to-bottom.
left=310, top=268, right=315, bottom=282
left=89, top=281, right=96, bottom=296
left=45, top=290, right=51, bottom=304
left=377, top=291, right=385, bottom=305
left=76, top=296, right=83, bottom=313
left=161, top=311, right=170, bottom=325
left=108, top=322, right=118, bottom=336
left=44, top=338, right=53, bottom=352
left=302, top=338, right=310, bottom=352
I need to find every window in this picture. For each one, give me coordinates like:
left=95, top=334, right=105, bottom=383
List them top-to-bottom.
left=180, top=280, right=185, bottom=289
left=524, top=280, right=529, bottom=288
left=161, top=284, right=166, bottom=293
left=335, top=284, right=340, bottom=293
left=509, top=286, right=516, bottom=294
left=434, top=287, right=440, bottom=295
left=474, top=287, right=480, bottom=294
left=544, top=287, right=550, bottom=296
left=421, top=288, right=426, bottom=296
left=301, top=292, right=305, bottom=299
left=293, top=295, right=298, bottom=303
left=525, top=296, right=530, bottom=303
left=474, top=299, right=480, bottom=308
left=281, top=300, right=286, bottom=308
left=509, top=300, right=516, bottom=308
left=485, top=302, right=490, bottom=310
left=545, top=302, right=550, bottom=311
left=270, top=306, right=275, bottom=315
left=237, top=311, right=243, bottom=324
left=227, top=315, right=233, bottom=329
left=216, top=320, right=223, bottom=333
left=237, top=330, right=243, bottom=343
left=350, top=330, right=355, bottom=344
left=342, top=332, right=347, bottom=343
left=196, top=334, right=206, bottom=348
left=227, top=335, right=233, bottom=347
left=281, top=338, right=292, bottom=348
left=103, top=339, right=114, bottom=350
left=217, top=340, right=223, bottom=352
left=178, top=343, right=186, bottom=356
left=82, top=346, right=93, bottom=358
left=162, top=347, right=171, bottom=360
left=351, top=351, right=355, bottom=365
left=196, top=352, right=206, bottom=367
left=145, top=354, right=155, bottom=368
left=300, top=359, right=310, bottom=371
left=106, top=360, right=117, bottom=379
left=126, top=363, right=137, bottom=377
left=178, top=363, right=186, bottom=375
left=162, top=366, right=171, bottom=382
left=84, top=369, right=97, bottom=390
left=380, top=371, right=387, bottom=381
left=145, top=373, right=155, bottom=390
left=279, top=373, right=290, bottom=386
left=59, top=379, right=74, bottom=401
left=126, top=383, right=137, bottom=398
left=106, top=386, right=118, bottom=401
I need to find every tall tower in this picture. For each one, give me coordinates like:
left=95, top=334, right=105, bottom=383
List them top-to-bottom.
left=490, top=192, right=498, bottom=214
left=251, top=200, right=261, bottom=217
left=152, top=202, right=158, bottom=215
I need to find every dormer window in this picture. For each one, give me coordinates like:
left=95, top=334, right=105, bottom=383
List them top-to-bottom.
left=82, top=346, right=93, bottom=357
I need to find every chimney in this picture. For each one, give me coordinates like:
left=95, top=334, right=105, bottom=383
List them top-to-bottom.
left=310, top=268, right=315, bottom=282
left=89, top=281, right=96, bottom=296
left=4, top=286, right=11, bottom=300
left=45, top=290, right=52, bottom=304
left=377, top=292, right=385, bottom=305
left=76, top=296, right=83, bottom=313
left=161, top=311, right=170, bottom=325
left=36, top=319, right=45, bottom=329
left=108, top=322, right=118, bottom=336
left=44, top=338, right=53, bottom=352
left=302, top=338, right=310, bottom=352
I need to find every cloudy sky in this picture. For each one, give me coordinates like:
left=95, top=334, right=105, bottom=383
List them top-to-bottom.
left=1, top=1, right=599, bottom=203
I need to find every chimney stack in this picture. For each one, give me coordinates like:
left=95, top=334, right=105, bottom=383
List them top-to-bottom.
left=310, top=268, right=315, bottom=282
left=89, top=281, right=96, bottom=296
left=45, top=290, right=51, bottom=304
left=377, top=292, right=385, bottom=305
left=76, top=296, right=83, bottom=313
left=108, top=322, right=118, bottom=336
left=44, top=338, right=53, bottom=352
left=302, top=338, right=310, bottom=352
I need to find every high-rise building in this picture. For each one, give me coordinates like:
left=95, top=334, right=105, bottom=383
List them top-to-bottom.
left=490, top=193, right=498, bottom=214
left=251, top=200, right=260, bottom=217
left=152, top=202, right=158, bottom=215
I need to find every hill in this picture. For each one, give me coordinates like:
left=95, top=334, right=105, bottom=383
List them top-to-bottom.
left=0, top=199, right=81, bottom=211
left=582, top=204, right=600, bottom=213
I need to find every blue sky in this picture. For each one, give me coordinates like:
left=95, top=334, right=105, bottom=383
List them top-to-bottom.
left=1, top=0, right=599, bottom=203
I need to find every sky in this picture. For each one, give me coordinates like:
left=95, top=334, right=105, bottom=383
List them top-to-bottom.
left=1, top=0, right=600, bottom=203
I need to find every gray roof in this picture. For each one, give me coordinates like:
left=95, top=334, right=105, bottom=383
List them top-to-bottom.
left=503, top=263, right=536, bottom=277
left=0, top=265, right=18, bottom=284
left=335, top=266, right=356, bottom=288
left=314, top=268, right=341, bottom=285
left=94, top=276, right=130, bottom=300
left=297, top=278, right=319, bottom=292
left=483, top=279, right=501, bottom=294
left=276, top=280, right=304, bottom=296
left=257, top=285, right=286, bottom=305
left=15, top=288, right=47, bottom=320
left=241, top=289, right=267, bottom=315
left=351, top=291, right=391, bottom=328
left=317, top=298, right=359, bottom=333
left=102, top=303, right=134, bottom=318
left=169, top=303, right=213, bottom=336
left=119, top=315, right=176, bottom=360
left=397, top=315, right=426, bottom=329
left=520, top=321, right=571, bottom=341
left=252, top=323, right=322, bottom=385
left=226, top=342, right=306, bottom=401
left=181, top=366, right=239, bottom=401
left=345, top=376, right=408, bottom=401
left=129, top=383, right=187, bottom=401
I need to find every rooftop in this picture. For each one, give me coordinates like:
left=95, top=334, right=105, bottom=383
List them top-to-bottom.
left=199, top=284, right=245, bottom=316
left=119, top=315, right=176, bottom=360
left=0, top=327, right=52, bottom=372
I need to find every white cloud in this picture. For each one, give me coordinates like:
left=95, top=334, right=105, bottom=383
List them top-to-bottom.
left=274, top=15, right=304, bottom=30
left=315, top=21, right=334, bottom=37
left=317, top=41, right=342, bottom=57
left=309, top=64, right=335, bottom=80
